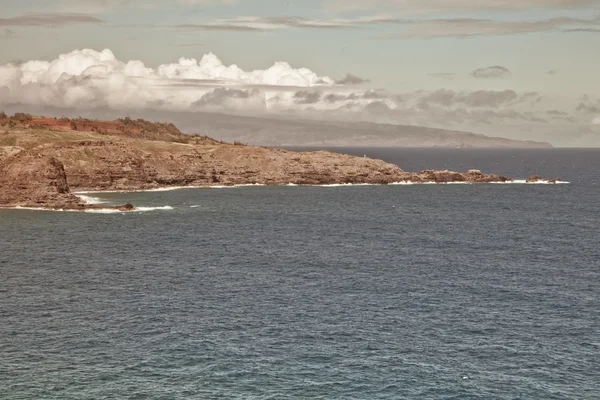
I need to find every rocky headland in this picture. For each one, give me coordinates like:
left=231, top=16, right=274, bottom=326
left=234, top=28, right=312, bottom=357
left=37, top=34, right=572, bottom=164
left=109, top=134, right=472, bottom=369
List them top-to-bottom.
left=0, top=113, right=552, bottom=211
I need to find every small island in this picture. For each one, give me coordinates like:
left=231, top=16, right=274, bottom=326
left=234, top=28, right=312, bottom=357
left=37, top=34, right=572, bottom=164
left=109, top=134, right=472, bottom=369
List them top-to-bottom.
left=0, top=113, right=551, bottom=211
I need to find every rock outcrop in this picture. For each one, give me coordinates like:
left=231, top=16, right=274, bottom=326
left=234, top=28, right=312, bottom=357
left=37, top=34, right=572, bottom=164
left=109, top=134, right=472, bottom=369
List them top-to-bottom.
left=0, top=114, right=536, bottom=211
left=0, top=152, right=136, bottom=211
left=0, top=152, right=81, bottom=209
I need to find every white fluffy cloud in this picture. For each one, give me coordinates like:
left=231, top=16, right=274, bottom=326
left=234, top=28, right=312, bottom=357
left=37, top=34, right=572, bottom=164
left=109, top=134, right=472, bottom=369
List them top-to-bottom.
left=0, top=47, right=585, bottom=136
left=0, top=48, right=336, bottom=110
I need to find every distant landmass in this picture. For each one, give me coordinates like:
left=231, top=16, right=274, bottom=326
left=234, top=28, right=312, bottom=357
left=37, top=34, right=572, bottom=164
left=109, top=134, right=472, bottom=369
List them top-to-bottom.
left=0, top=106, right=553, bottom=148
left=172, top=112, right=553, bottom=148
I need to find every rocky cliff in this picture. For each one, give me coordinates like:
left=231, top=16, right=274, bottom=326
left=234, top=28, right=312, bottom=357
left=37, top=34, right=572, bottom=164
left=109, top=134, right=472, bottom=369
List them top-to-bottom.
left=0, top=115, right=517, bottom=210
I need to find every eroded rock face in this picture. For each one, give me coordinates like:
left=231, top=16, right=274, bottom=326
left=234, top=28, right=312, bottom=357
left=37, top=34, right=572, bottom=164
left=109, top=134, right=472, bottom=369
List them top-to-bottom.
left=0, top=118, right=528, bottom=210
left=32, top=141, right=511, bottom=192
left=0, top=152, right=136, bottom=211
left=0, top=153, right=83, bottom=209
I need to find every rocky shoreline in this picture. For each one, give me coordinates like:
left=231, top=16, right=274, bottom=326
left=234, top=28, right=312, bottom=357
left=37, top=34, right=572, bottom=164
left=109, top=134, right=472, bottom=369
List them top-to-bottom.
left=0, top=115, right=558, bottom=211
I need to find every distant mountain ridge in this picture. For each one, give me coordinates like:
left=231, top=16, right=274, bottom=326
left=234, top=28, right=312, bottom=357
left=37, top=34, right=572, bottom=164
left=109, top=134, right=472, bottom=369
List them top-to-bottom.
left=0, top=107, right=553, bottom=148
left=174, top=112, right=553, bottom=148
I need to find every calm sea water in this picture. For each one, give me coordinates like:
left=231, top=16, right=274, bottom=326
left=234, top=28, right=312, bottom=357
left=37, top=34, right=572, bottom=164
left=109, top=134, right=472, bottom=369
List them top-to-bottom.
left=1, top=149, right=599, bottom=399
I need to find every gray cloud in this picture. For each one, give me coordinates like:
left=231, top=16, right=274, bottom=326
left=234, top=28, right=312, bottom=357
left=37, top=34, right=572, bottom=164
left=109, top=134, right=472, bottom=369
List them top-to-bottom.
left=46, top=0, right=600, bottom=15
left=58, top=0, right=134, bottom=13
left=325, top=0, right=599, bottom=13
left=0, top=13, right=103, bottom=27
left=174, top=14, right=600, bottom=38
left=175, top=16, right=367, bottom=31
left=378, top=16, right=600, bottom=39
left=175, top=23, right=262, bottom=32
left=564, top=28, right=600, bottom=32
left=471, top=65, right=512, bottom=79
left=546, top=69, right=557, bottom=75
left=428, top=72, right=456, bottom=80
left=336, top=73, right=371, bottom=85
left=192, top=88, right=261, bottom=107
left=415, top=89, right=536, bottom=108
left=322, top=90, right=387, bottom=103
left=294, top=91, right=322, bottom=104
left=324, top=93, right=349, bottom=103
left=576, top=96, right=600, bottom=114
left=364, top=101, right=393, bottom=113
left=362, top=102, right=550, bottom=125
left=470, top=109, right=548, bottom=124
left=546, top=109, right=576, bottom=122
left=547, top=109, right=568, bottom=116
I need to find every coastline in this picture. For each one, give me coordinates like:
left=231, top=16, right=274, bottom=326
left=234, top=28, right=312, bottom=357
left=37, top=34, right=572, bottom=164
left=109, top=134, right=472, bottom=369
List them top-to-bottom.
left=0, top=116, right=567, bottom=213
left=71, top=178, right=570, bottom=194
left=0, top=179, right=570, bottom=213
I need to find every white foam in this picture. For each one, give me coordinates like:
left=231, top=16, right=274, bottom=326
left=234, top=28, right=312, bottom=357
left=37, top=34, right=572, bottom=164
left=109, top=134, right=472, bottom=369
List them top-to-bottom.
left=71, top=179, right=571, bottom=195
left=389, top=180, right=570, bottom=186
left=498, top=180, right=570, bottom=185
left=320, top=181, right=472, bottom=186
left=79, top=183, right=268, bottom=193
left=209, top=183, right=266, bottom=189
left=318, top=183, right=376, bottom=187
left=75, top=186, right=202, bottom=194
left=144, top=186, right=202, bottom=192
left=76, top=194, right=107, bottom=204
left=7, top=205, right=173, bottom=213
left=190, top=205, right=201, bottom=208
left=10, top=206, right=124, bottom=213
left=13, top=206, right=69, bottom=212
left=136, top=206, right=174, bottom=212
left=84, top=208, right=125, bottom=214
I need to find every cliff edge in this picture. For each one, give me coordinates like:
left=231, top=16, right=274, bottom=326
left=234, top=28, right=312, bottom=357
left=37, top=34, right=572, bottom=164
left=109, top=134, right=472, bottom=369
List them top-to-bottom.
left=0, top=114, right=521, bottom=210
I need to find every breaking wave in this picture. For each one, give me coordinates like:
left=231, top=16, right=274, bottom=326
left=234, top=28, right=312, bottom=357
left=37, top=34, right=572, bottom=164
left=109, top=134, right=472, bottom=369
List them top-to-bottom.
left=73, top=180, right=570, bottom=196
left=389, top=180, right=571, bottom=185
left=502, top=180, right=571, bottom=184
left=319, top=183, right=376, bottom=187
left=209, top=184, right=266, bottom=189
left=144, top=186, right=202, bottom=192
left=76, top=195, right=107, bottom=204
left=8, top=205, right=174, bottom=213
left=10, top=206, right=123, bottom=213
left=136, top=206, right=174, bottom=212
left=83, top=209, right=126, bottom=214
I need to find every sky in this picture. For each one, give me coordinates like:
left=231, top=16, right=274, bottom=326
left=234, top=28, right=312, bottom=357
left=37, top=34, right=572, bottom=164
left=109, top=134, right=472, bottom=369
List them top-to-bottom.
left=0, top=0, right=599, bottom=146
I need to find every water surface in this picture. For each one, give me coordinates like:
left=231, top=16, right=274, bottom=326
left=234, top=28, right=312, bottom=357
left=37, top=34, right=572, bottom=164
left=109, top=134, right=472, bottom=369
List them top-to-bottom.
left=1, top=149, right=599, bottom=399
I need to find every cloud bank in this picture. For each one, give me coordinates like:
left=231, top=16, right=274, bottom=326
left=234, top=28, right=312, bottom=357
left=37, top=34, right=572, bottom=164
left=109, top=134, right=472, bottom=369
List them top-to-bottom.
left=324, top=0, right=598, bottom=12
left=0, top=13, right=103, bottom=27
left=174, top=14, right=600, bottom=38
left=0, top=48, right=589, bottom=143
left=0, top=48, right=338, bottom=110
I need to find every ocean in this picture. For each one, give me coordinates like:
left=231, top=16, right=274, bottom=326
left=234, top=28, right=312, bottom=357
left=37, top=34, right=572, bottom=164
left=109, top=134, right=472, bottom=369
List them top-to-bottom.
left=1, top=148, right=599, bottom=399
